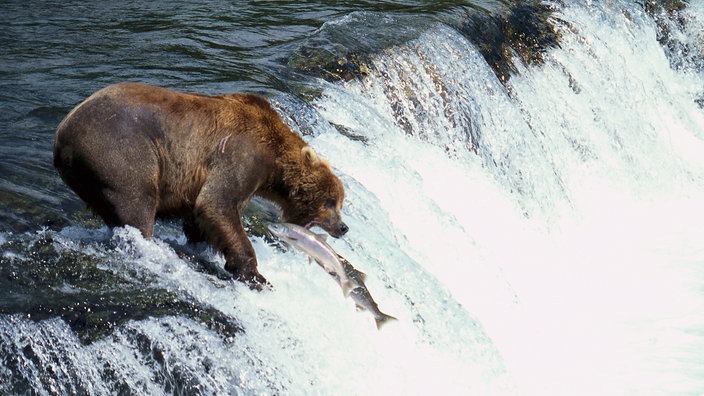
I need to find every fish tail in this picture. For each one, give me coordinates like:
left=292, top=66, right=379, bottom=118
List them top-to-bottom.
left=375, top=313, right=398, bottom=330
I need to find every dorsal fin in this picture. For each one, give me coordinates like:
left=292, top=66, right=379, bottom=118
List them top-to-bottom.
left=354, top=269, right=367, bottom=283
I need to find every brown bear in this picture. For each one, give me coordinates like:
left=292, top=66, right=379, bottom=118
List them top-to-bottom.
left=54, top=82, right=348, bottom=288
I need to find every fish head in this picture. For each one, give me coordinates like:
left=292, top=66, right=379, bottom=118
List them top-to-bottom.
left=267, top=223, right=290, bottom=239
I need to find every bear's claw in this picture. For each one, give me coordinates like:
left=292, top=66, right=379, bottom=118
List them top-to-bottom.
left=237, top=272, right=272, bottom=291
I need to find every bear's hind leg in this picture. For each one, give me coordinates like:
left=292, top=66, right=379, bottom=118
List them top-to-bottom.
left=57, top=157, right=156, bottom=238
left=100, top=184, right=158, bottom=239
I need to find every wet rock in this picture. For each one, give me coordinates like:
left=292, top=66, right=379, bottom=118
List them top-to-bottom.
left=458, top=1, right=563, bottom=83
left=285, top=12, right=427, bottom=84
left=288, top=46, right=373, bottom=83
left=0, top=232, right=243, bottom=344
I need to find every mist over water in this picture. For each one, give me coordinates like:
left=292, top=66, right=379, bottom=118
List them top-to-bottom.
left=2, top=0, right=704, bottom=395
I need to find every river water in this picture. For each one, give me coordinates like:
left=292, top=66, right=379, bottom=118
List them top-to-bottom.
left=2, top=1, right=704, bottom=395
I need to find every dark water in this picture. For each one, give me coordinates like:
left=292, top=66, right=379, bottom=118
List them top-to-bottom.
left=2, top=0, right=703, bottom=394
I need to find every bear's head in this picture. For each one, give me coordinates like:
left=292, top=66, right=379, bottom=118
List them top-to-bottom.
left=284, top=146, right=348, bottom=238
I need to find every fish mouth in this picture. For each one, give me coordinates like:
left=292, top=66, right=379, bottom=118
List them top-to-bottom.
left=266, top=223, right=284, bottom=237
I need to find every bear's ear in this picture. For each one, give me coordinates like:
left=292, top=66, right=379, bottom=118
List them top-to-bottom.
left=301, top=146, right=319, bottom=165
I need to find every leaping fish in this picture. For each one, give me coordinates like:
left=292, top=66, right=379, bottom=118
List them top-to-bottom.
left=267, top=222, right=360, bottom=296
left=267, top=222, right=397, bottom=329
left=335, top=254, right=397, bottom=330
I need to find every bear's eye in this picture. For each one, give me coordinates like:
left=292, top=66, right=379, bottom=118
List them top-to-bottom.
left=325, top=199, right=337, bottom=209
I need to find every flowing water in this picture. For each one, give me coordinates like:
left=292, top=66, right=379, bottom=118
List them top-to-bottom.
left=2, top=1, right=704, bottom=395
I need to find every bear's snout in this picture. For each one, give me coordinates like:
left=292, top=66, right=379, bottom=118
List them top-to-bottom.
left=316, top=220, right=348, bottom=238
left=330, top=221, right=349, bottom=238
left=339, top=222, right=349, bottom=236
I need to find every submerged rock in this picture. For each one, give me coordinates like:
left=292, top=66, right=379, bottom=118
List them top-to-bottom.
left=458, top=1, right=563, bottom=83
left=285, top=11, right=428, bottom=84
left=288, top=46, right=373, bottom=83
left=0, top=231, right=242, bottom=344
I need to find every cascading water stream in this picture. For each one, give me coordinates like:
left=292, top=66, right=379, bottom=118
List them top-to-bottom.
left=302, top=1, right=704, bottom=393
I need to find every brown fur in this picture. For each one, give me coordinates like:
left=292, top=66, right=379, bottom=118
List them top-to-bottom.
left=54, top=82, right=347, bottom=287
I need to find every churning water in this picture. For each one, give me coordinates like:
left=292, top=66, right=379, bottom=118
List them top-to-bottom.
left=1, top=1, right=703, bottom=395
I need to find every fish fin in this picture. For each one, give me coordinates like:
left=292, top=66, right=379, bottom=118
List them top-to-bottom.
left=314, top=233, right=328, bottom=242
left=308, top=256, right=313, bottom=265
left=354, top=269, right=367, bottom=283
left=342, top=277, right=363, bottom=297
left=353, top=279, right=363, bottom=290
left=341, top=281, right=357, bottom=297
left=375, top=313, right=398, bottom=330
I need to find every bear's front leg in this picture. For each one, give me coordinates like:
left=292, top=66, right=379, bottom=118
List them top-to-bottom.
left=193, top=193, right=268, bottom=290
left=221, top=219, right=269, bottom=288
